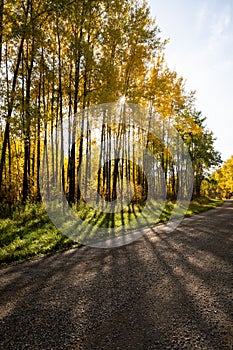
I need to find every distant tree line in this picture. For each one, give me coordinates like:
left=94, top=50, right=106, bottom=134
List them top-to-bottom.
left=202, top=156, right=233, bottom=199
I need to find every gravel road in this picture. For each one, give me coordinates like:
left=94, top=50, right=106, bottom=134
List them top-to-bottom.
left=0, top=201, right=233, bottom=349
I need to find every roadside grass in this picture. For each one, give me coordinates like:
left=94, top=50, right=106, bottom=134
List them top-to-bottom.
left=186, top=196, right=224, bottom=216
left=0, top=197, right=223, bottom=266
left=0, top=204, right=78, bottom=266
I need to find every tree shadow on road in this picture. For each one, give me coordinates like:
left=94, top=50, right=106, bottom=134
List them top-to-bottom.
left=0, top=202, right=232, bottom=349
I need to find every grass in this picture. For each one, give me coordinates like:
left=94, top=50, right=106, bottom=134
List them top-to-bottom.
left=186, top=196, right=224, bottom=216
left=0, top=197, right=223, bottom=266
left=0, top=203, right=79, bottom=266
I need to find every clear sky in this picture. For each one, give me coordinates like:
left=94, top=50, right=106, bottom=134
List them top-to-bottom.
left=147, top=0, right=233, bottom=162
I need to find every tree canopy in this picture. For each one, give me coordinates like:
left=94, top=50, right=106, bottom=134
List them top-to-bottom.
left=0, top=0, right=222, bottom=210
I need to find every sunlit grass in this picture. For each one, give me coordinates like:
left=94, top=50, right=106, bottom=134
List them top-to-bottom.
left=74, top=196, right=223, bottom=233
left=186, top=196, right=224, bottom=216
left=0, top=197, right=223, bottom=266
left=0, top=203, right=78, bottom=266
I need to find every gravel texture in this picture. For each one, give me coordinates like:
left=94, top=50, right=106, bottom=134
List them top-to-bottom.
left=0, top=201, right=233, bottom=349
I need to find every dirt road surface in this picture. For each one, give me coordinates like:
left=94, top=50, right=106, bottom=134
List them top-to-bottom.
left=0, top=201, right=233, bottom=349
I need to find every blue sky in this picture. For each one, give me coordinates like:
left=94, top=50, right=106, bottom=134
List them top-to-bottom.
left=147, top=0, right=233, bottom=162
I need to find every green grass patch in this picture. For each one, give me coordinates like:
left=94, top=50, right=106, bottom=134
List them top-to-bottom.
left=73, top=196, right=223, bottom=235
left=186, top=196, right=224, bottom=216
left=0, top=197, right=224, bottom=266
left=0, top=203, right=78, bottom=266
